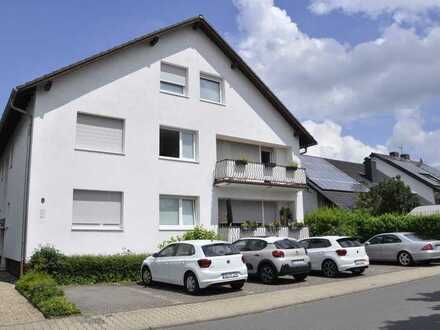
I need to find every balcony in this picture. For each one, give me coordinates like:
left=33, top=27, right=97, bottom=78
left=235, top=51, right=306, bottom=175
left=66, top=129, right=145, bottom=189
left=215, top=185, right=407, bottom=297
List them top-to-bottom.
left=214, top=159, right=307, bottom=188
left=217, top=224, right=310, bottom=242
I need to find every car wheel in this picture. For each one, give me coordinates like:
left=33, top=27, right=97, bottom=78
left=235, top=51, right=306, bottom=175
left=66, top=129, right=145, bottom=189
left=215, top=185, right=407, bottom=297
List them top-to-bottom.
left=398, top=251, right=413, bottom=266
left=322, top=260, right=339, bottom=278
left=258, top=263, right=278, bottom=284
left=141, top=267, right=153, bottom=286
left=351, top=268, right=365, bottom=275
left=184, top=272, right=200, bottom=295
left=293, top=274, right=308, bottom=281
left=230, top=281, right=245, bottom=290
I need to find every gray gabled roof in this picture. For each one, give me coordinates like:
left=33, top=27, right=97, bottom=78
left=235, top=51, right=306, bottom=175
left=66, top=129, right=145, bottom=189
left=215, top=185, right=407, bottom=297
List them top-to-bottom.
left=0, top=15, right=317, bottom=154
left=371, top=153, right=440, bottom=190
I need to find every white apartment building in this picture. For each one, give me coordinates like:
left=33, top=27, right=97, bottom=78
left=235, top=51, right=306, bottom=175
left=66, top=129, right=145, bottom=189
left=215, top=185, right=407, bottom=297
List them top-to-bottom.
left=0, top=16, right=316, bottom=275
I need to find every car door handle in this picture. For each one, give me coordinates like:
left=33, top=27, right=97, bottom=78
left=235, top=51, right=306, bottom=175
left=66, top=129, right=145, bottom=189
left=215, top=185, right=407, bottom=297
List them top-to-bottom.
left=254, top=254, right=260, bottom=257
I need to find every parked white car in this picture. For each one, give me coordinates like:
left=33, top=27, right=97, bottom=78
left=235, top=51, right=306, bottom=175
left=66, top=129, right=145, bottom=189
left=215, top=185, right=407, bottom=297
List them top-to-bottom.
left=299, top=236, right=369, bottom=277
left=141, top=240, right=248, bottom=294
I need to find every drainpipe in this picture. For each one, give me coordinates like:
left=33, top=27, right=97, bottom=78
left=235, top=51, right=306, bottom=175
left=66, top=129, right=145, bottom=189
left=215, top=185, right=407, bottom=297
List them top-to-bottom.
left=9, top=87, right=33, bottom=276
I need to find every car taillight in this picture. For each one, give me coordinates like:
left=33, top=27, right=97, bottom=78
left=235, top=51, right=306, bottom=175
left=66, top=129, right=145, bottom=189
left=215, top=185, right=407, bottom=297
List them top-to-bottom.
left=422, top=243, right=433, bottom=251
left=336, top=249, right=347, bottom=256
left=272, top=250, right=285, bottom=258
left=241, top=255, right=246, bottom=263
left=197, top=259, right=212, bottom=268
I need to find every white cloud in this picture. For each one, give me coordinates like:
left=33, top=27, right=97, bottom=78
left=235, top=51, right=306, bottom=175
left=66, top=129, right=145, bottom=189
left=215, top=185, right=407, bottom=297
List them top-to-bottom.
left=234, top=0, right=440, bottom=123
left=309, top=0, right=440, bottom=23
left=387, top=109, right=440, bottom=165
left=302, top=120, right=388, bottom=162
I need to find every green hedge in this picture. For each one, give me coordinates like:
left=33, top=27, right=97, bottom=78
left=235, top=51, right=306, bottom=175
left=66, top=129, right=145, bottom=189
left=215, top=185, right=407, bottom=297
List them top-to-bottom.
left=305, top=208, right=440, bottom=242
left=159, top=225, right=220, bottom=249
left=29, top=246, right=148, bottom=285
left=15, top=271, right=80, bottom=318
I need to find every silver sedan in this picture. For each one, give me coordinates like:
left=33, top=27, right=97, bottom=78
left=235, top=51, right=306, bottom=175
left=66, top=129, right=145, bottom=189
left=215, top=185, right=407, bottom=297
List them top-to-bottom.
left=365, top=232, right=440, bottom=266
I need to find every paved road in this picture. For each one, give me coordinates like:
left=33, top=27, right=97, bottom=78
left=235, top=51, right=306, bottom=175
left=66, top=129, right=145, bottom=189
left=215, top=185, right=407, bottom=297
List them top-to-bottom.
left=65, top=263, right=409, bottom=315
left=165, top=275, right=440, bottom=330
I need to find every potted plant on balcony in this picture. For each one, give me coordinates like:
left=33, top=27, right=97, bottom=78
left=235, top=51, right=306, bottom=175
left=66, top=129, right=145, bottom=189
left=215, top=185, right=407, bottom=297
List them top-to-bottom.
left=235, top=156, right=248, bottom=166
left=286, top=161, right=298, bottom=172
left=266, top=219, right=281, bottom=234
left=288, top=220, right=305, bottom=231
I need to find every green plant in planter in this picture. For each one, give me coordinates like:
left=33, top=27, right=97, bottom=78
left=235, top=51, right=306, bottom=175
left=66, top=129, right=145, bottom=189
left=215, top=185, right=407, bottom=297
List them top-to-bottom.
left=235, top=156, right=249, bottom=166
left=286, top=161, right=299, bottom=171
left=266, top=219, right=281, bottom=231
left=289, top=220, right=305, bottom=230
left=240, top=221, right=258, bottom=231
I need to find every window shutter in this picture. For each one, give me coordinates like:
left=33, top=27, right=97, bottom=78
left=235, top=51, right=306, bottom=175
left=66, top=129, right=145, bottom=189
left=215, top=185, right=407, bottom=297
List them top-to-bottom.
left=160, top=63, right=186, bottom=86
left=76, top=113, right=123, bottom=153
left=72, top=190, right=122, bottom=226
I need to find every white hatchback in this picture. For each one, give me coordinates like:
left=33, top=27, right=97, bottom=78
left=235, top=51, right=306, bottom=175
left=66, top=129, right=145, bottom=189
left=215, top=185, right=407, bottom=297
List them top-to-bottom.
left=299, top=236, right=369, bottom=277
left=141, top=240, right=248, bottom=294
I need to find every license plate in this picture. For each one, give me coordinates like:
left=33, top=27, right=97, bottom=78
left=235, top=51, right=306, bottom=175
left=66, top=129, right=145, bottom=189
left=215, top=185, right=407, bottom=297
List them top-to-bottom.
left=291, top=259, right=304, bottom=265
left=355, top=260, right=365, bottom=265
left=222, top=272, right=239, bottom=279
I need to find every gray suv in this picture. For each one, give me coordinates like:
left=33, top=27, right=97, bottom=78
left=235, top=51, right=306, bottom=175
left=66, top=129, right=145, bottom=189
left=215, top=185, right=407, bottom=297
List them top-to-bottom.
left=233, top=237, right=311, bottom=283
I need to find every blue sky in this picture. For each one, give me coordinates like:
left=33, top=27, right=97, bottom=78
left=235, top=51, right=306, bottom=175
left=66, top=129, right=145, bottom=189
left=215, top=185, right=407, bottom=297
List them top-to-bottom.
left=1, top=0, right=439, bottom=164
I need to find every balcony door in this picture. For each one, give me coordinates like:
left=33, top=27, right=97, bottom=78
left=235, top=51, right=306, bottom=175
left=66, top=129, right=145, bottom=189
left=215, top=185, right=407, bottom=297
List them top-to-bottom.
left=260, top=147, right=273, bottom=164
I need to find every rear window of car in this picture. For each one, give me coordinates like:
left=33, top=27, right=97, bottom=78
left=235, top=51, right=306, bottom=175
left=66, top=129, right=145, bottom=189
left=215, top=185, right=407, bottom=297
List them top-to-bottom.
left=404, top=233, right=428, bottom=241
left=337, top=238, right=362, bottom=247
left=274, top=239, right=301, bottom=249
left=202, top=243, right=240, bottom=257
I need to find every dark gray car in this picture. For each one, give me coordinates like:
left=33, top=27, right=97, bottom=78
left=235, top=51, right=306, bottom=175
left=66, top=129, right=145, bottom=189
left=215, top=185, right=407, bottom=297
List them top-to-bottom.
left=365, top=232, right=440, bottom=266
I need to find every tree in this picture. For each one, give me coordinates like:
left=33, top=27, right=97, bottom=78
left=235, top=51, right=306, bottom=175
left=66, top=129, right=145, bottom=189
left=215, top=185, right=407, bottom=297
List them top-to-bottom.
left=356, top=177, right=420, bottom=215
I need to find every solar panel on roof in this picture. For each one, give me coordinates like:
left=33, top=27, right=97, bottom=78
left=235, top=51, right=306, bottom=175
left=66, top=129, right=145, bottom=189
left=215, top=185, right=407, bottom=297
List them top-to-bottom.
left=301, top=156, right=368, bottom=192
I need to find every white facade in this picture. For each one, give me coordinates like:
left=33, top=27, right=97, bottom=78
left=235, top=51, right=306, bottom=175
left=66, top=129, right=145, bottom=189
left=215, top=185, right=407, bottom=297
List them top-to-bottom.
left=0, top=24, right=309, bottom=263
left=374, top=158, right=436, bottom=204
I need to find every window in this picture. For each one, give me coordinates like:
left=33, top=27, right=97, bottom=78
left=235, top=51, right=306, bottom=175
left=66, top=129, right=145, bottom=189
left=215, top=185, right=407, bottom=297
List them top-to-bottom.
left=160, top=63, right=187, bottom=96
left=200, top=74, right=223, bottom=104
left=76, top=113, right=124, bottom=154
left=159, top=127, right=197, bottom=161
left=261, top=149, right=272, bottom=164
left=72, top=190, right=123, bottom=229
left=159, top=196, right=197, bottom=228
left=369, top=235, right=384, bottom=245
left=383, top=235, right=401, bottom=244
left=337, top=238, right=362, bottom=248
left=247, top=239, right=268, bottom=251
left=274, top=239, right=301, bottom=249
left=308, top=239, right=331, bottom=249
left=232, top=240, right=249, bottom=251
left=176, top=243, right=195, bottom=256
left=202, top=243, right=239, bottom=257
left=158, top=244, right=177, bottom=257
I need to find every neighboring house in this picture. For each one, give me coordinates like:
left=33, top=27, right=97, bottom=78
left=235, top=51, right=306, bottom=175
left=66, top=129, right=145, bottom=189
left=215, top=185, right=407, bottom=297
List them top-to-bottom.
left=0, top=16, right=316, bottom=275
left=368, top=152, right=440, bottom=205
left=301, top=155, right=388, bottom=214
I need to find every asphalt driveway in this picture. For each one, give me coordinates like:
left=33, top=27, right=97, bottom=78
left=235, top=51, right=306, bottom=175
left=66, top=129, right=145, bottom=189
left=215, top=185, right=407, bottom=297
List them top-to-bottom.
left=64, top=263, right=423, bottom=315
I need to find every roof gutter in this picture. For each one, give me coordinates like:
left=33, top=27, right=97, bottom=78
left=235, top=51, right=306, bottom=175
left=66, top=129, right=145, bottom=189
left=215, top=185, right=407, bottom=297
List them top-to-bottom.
left=9, top=87, right=33, bottom=276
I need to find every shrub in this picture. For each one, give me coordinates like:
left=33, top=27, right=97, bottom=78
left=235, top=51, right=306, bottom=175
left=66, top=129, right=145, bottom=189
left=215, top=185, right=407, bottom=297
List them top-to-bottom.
left=305, top=207, right=440, bottom=242
left=158, top=226, right=220, bottom=249
left=28, top=247, right=148, bottom=285
left=15, top=271, right=79, bottom=318
left=37, top=296, right=80, bottom=317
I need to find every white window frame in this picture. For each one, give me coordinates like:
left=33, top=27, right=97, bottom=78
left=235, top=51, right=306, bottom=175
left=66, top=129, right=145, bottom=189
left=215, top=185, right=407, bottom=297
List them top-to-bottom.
left=160, top=62, right=189, bottom=97
left=200, top=72, right=224, bottom=105
left=75, top=112, right=126, bottom=155
left=159, top=126, right=198, bottom=163
left=71, top=189, right=124, bottom=231
left=159, top=195, right=198, bottom=230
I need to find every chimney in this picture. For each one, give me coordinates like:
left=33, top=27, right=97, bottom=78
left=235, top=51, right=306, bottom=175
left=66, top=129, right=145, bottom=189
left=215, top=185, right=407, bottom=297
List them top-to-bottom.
left=389, top=151, right=400, bottom=158
left=400, top=154, right=410, bottom=160
left=364, top=157, right=377, bottom=182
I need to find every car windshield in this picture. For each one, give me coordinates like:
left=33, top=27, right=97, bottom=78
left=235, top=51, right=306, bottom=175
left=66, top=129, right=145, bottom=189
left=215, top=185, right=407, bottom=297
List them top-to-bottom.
left=404, top=233, right=429, bottom=242
left=337, top=238, right=362, bottom=247
left=274, top=239, right=301, bottom=249
left=202, top=243, right=240, bottom=257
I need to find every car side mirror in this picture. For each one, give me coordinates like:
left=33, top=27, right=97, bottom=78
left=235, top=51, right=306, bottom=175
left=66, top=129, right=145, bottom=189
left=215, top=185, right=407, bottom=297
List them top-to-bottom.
left=364, top=242, right=370, bottom=246
left=152, top=252, right=160, bottom=258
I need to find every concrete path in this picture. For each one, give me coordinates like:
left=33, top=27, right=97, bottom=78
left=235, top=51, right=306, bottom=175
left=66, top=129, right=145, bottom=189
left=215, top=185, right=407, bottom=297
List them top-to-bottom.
left=3, top=265, right=440, bottom=329
left=0, top=274, right=44, bottom=328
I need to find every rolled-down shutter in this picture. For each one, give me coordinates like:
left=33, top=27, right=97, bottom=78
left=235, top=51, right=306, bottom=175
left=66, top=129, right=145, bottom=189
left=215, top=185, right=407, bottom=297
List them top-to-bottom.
left=160, top=63, right=186, bottom=86
left=76, top=113, right=124, bottom=153
left=73, top=190, right=122, bottom=226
